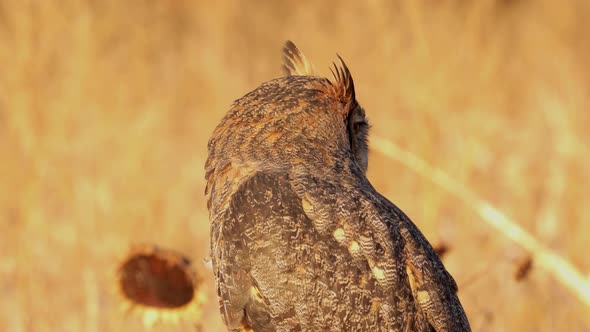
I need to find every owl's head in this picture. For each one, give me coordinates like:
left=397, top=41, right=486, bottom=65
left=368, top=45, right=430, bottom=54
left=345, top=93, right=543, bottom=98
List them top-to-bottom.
left=282, top=41, right=370, bottom=174
left=206, top=42, right=370, bottom=206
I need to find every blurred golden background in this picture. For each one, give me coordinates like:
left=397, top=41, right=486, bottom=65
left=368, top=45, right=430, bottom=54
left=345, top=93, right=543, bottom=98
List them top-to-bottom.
left=1, top=0, right=589, bottom=331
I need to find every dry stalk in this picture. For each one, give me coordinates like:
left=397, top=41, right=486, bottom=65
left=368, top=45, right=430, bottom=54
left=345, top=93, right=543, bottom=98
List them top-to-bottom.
left=371, top=136, right=590, bottom=307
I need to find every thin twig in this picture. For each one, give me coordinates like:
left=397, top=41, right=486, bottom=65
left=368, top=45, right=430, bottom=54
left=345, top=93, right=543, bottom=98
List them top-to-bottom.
left=371, top=136, right=590, bottom=307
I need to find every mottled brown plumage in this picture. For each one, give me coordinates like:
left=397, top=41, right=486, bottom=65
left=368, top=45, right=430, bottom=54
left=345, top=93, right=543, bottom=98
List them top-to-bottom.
left=205, top=41, right=471, bottom=332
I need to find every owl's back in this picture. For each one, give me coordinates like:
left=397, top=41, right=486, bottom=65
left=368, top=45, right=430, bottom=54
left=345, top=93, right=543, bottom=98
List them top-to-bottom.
left=213, top=169, right=438, bottom=331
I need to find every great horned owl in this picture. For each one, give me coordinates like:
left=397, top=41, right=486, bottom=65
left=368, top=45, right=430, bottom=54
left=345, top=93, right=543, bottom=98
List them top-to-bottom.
left=205, top=41, right=471, bottom=332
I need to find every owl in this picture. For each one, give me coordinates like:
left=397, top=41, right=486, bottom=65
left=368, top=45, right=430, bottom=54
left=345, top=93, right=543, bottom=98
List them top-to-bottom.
left=205, top=41, right=471, bottom=332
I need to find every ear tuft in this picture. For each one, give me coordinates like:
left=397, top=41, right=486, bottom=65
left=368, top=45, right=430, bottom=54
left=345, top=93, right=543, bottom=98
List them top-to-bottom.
left=282, top=40, right=315, bottom=76
left=329, top=54, right=356, bottom=109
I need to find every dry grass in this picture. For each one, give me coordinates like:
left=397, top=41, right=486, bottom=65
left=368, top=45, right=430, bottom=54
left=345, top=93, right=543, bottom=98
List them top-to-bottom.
left=1, top=0, right=589, bottom=331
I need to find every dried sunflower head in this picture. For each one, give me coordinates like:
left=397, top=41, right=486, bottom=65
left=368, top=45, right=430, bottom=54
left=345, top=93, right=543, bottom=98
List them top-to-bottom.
left=116, top=244, right=205, bottom=328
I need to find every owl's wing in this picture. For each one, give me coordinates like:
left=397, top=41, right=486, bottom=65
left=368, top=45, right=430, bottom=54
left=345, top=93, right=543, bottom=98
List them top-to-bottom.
left=212, top=171, right=315, bottom=331
left=213, top=171, right=410, bottom=331
left=290, top=172, right=472, bottom=332
left=392, top=203, right=472, bottom=332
